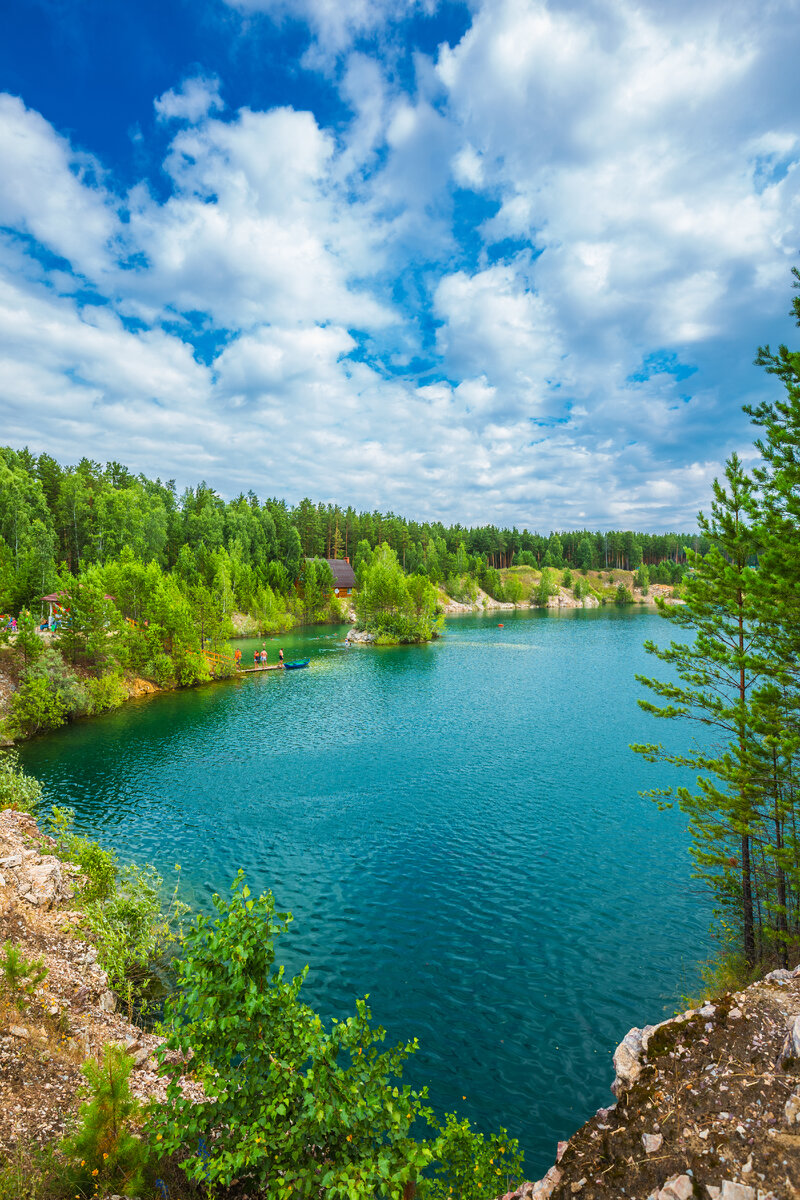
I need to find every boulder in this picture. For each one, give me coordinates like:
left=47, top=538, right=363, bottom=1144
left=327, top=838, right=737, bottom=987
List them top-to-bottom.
left=612, top=1027, right=644, bottom=1095
left=642, top=1132, right=663, bottom=1153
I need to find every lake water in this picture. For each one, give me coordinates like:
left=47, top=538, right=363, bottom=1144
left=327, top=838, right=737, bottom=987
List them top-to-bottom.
left=19, top=608, right=710, bottom=1175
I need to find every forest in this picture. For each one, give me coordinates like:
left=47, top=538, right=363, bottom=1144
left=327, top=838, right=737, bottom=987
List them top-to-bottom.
left=0, top=442, right=701, bottom=621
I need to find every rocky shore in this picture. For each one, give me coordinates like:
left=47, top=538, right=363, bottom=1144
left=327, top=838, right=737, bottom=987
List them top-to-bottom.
left=0, top=808, right=201, bottom=1156
left=508, top=972, right=800, bottom=1200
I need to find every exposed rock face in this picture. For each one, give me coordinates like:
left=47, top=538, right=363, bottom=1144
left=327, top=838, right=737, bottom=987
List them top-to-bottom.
left=345, top=628, right=377, bottom=643
left=0, top=808, right=205, bottom=1155
left=0, top=816, right=72, bottom=910
left=504, top=967, right=800, bottom=1199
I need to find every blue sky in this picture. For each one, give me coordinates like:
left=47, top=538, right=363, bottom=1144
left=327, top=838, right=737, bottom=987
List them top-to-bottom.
left=1, top=0, right=800, bottom=530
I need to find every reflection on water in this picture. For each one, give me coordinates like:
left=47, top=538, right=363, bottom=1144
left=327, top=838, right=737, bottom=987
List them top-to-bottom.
left=20, top=609, right=709, bottom=1174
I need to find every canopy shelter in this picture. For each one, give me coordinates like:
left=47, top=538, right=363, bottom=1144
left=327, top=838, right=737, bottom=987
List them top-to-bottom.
left=39, top=591, right=115, bottom=630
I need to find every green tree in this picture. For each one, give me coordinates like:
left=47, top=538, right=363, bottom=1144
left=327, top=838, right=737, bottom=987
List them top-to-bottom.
left=633, top=455, right=764, bottom=965
left=150, top=873, right=433, bottom=1197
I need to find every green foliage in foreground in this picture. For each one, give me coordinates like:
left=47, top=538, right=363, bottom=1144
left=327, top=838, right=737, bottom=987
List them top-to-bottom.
left=0, top=748, right=43, bottom=812
left=48, top=806, right=186, bottom=1006
left=151, top=871, right=433, bottom=1197
left=151, top=872, right=523, bottom=1199
left=0, top=940, right=48, bottom=1008
left=61, top=1044, right=147, bottom=1198
left=420, top=1113, right=524, bottom=1200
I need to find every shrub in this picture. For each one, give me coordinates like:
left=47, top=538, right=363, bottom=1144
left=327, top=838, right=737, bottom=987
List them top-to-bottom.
left=561, top=568, right=573, bottom=589
left=532, top=569, right=558, bottom=607
left=503, top=576, right=524, bottom=605
left=573, top=578, right=590, bottom=602
left=615, top=584, right=634, bottom=605
left=5, top=647, right=89, bottom=738
left=86, top=671, right=128, bottom=714
left=0, top=749, right=43, bottom=813
left=47, top=808, right=185, bottom=1003
left=150, top=872, right=433, bottom=1197
left=0, top=941, right=48, bottom=1008
left=60, top=1043, right=147, bottom=1198
left=419, top=1113, right=524, bottom=1200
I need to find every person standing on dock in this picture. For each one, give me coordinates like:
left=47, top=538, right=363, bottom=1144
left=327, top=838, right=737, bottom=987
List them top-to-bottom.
left=260, top=647, right=267, bottom=666
left=278, top=648, right=284, bottom=664
left=235, top=649, right=241, bottom=669
left=253, top=649, right=259, bottom=668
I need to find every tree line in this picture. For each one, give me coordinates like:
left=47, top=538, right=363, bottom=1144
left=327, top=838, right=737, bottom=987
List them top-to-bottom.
left=0, top=444, right=703, bottom=620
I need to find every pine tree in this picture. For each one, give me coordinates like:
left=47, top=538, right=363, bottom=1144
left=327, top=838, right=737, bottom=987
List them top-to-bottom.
left=633, top=454, right=765, bottom=965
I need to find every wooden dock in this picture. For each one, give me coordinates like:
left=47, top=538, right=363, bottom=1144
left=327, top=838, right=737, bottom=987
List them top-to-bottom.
left=239, top=664, right=285, bottom=674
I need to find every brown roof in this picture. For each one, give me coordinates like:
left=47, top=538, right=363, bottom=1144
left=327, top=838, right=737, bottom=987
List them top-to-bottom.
left=326, top=559, right=356, bottom=588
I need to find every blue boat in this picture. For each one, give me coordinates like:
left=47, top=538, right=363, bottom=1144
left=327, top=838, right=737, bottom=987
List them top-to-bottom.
left=283, top=659, right=310, bottom=670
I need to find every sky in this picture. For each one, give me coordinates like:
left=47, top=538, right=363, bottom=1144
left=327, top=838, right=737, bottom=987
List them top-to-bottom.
left=1, top=0, right=799, bottom=532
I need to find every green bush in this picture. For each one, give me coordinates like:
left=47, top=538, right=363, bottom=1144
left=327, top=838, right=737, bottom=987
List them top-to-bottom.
left=532, top=568, right=558, bottom=607
left=561, top=568, right=573, bottom=588
left=503, top=576, right=524, bottom=605
left=614, top=584, right=634, bottom=605
left=6, top=647, right=89, bottom=738
left=86, top=671, right=128, bottom=714
left=0, top=749, right=43, bottom=813
left=49, top=807, right=116, bottom=902
left=47, top=808, right=185, bottom=1003
left=150, top=872, right=433, bottom=1197
left=0, top=941, right=48, bottom=1008
left=61, top=1043, right=147, bottom=1198
left=419, top=1113, right=524, bottom=1200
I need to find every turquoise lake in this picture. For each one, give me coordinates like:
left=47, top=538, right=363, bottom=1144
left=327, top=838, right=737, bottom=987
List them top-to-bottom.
left=19, top=609, right=710, bottom=1175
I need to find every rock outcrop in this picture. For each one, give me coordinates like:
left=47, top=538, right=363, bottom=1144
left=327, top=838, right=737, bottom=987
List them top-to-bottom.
left=345, top=628, right=377, bottom=643
left=0, top=809, right=203, bottom=1154
left=504, top=968, right=800, bottom=1199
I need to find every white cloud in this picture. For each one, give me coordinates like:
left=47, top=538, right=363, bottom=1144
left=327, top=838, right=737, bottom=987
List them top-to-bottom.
left=3, top=0, right=800, bottom=532
left=222, top=0, right=438, bottom=55
left=154, top=76, right=224, bottom=124
left=0, top=94, right=117, bottom=278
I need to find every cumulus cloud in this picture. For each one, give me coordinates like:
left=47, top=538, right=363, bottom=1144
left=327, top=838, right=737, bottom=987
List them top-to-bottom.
left=2, top=0, right=800, bottom=531
left=154, top=75, right=225, bottom=124
left=0, top=94, right=117, bottom=278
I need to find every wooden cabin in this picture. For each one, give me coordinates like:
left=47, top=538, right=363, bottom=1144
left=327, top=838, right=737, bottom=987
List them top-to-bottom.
left=326, top=558, right=356, bottom=598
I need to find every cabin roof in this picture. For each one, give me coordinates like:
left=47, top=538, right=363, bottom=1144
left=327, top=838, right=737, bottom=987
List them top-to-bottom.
left=325, top=559, right=356, bottom=587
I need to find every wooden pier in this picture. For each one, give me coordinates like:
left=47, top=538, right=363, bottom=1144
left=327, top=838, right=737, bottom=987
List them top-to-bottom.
left=239, top=664, right=285, bottom=673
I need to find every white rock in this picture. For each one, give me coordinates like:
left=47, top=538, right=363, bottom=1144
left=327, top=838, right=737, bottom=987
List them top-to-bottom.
left=0, top=855, right=22, bottom=868
left=764, top=968, right=792, bottom=984
left=99, top=990, right=116, bottom=1013
left=700, top=1003, right=716, bottom=1018
left=728, top=1008, right=742, bottom=1020
left=791, top=1015, right=800, bottom=1057
left=9, top=1025, right=29, bottom=1039
left=612, top=1027, right=643, bottom=1095
left=784, top=1087, right=800, bottom=1124
left=642, top=1132, right=663, bottom=1153
left=530, top=1166, right=562, bottom=1198
left=658, top=1175, right=693, bottom=1200
left=720, top=1183, right=756, bottom=1200
left=706, top=1189, right=721, bottom=1200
